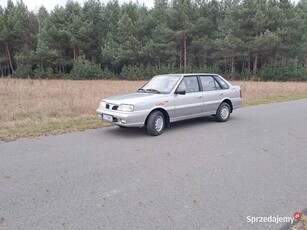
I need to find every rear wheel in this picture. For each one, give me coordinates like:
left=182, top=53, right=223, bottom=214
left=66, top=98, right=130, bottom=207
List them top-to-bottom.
left=216, top=102, right=231, bottom=122
left=146, top=111, right=165, bottom=136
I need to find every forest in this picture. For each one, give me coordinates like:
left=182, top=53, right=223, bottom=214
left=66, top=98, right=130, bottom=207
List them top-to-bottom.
left=0, top=0, right=307, bottom=80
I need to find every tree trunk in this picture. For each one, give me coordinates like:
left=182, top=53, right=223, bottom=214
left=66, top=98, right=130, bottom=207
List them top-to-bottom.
left=22, top=34, right=30, bottom=57
left=183, top=34, right=187, bottom=73
left=5, top=42, right=13, bottom=75
left=73, top=44, right=80, bottom=61
left=73, top=48, right=76, bottom=61
left=179, top=49, right=182, bottom=71
left=253, top=52, right=259, bottom=73
left=231, top=56, right=235, bottom=74
left=304, top=56, right=307, bottom=67
left=241, top=60, right=245, bottom=73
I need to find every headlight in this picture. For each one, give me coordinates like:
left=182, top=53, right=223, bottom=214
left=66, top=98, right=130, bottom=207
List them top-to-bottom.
left=99, top=100, right=106, bottom=108
left=118, top=104, right=134, bottom=112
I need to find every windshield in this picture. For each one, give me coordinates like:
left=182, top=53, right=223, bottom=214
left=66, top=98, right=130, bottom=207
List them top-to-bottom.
left=139, top=75, right=181, bottom=94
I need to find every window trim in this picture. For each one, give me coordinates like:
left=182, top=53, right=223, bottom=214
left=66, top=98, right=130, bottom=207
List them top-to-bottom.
left=199, top=75, right=223, bottom=91
left=213, top=75, right=230, bottom=89
left=176, top=76, right=200, bottom=94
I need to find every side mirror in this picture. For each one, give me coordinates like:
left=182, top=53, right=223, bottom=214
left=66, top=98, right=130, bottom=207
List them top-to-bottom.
left=175, top=90, right=186, bottom=95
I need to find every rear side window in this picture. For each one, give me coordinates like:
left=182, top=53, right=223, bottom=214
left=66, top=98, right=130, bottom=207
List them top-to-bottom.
left=214, top=75, right=230, bottom=89
left=200, top=76, right=222, bottom=91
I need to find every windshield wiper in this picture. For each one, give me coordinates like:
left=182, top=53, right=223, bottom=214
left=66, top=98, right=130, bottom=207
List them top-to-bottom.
left=137, top=88, right=146, bottom=93
left=138, top=88, right=161, bottom=94
left=145, top=89, right=161, bottom=94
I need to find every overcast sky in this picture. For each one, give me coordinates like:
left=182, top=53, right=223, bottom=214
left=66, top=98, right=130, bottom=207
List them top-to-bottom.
left=0, top=0, right=154, bottom=12
left=0, top=0, right=300, bottom=12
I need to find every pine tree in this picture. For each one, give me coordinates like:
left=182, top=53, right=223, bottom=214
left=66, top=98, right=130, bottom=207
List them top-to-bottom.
left=214, top=0, right=244, bottom=75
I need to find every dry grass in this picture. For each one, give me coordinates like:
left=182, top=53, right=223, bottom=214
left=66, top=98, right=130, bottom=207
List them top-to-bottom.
left=0, top=78, right=143, bottom=128
left=1, top=78, right=307, bottom=141
left=0, top=79, right=145, bottom=141
left=233, top=81, right=307, bottom=105
left=291, top=215, right=307, bottom=230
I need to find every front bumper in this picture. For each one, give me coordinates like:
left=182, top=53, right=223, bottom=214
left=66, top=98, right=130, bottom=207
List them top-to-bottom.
left=96, top=108, right=149, bottom=127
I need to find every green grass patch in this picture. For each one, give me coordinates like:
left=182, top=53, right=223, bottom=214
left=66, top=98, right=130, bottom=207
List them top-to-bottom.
left=1, top=93, right=307, bottom=142
left=243, top=93, right=307, bottom=106
left=0, top=118, right=110, bottom=142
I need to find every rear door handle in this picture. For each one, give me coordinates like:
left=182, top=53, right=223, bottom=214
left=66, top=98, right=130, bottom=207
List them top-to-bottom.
left=219, top=93, right=223, bottom=96
left=197, top=96, right=203, bottom=99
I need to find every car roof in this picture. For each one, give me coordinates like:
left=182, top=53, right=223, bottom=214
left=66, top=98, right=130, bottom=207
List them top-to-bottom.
left=162, top=73, right=218, bottom=77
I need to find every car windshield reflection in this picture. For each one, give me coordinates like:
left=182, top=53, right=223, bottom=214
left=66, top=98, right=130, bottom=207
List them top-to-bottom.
left=139, top=75, right=181, bottom=94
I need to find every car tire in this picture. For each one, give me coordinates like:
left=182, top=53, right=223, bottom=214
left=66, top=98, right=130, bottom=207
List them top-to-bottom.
left=215, top=102, right=231, bottom=122
left=146, top=111, right=165, bottom=136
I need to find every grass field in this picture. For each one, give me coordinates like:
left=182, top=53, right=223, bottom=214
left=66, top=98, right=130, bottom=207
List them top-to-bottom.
left=1, top=78, right=307, bottom=141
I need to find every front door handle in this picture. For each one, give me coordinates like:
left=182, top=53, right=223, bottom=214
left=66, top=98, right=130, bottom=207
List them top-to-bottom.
left=219, top=93, right=223, bottom=96
left=197, top=96, right=203, bottom=99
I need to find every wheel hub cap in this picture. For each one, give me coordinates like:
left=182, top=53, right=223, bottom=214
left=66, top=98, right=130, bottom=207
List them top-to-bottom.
left=221, top=106, right=229, bottom=119
left=155, top=116, right=164, bottom=132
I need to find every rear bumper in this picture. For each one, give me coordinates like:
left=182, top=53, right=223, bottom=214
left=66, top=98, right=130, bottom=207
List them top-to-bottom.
left=232, top=97, right=243, bottom=110
left=96, top=108, right=149, bottom=127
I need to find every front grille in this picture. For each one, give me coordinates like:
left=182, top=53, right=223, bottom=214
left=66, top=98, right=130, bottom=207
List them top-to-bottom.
left=106, top=104, right=118, bottom=110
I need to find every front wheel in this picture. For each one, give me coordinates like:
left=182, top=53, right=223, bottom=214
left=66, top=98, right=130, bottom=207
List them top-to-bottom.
left=215, top=102, right=231, bottom=122
left=146, top=111, right=165, bottom=136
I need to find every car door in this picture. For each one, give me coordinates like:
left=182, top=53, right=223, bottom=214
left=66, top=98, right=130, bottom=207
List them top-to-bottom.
left=174, top=76, right=203, bottom=119
left=200, top=76, right=224, bottom=113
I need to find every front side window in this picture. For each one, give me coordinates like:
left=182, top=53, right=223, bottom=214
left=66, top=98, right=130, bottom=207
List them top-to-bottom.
left=177, top=76, right=199, bottom=93
left=200, top=76, right=222, bottom=91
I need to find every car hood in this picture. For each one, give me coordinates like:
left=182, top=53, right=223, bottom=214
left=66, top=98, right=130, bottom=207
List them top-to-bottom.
left=105, top=92, right=166, bottom=104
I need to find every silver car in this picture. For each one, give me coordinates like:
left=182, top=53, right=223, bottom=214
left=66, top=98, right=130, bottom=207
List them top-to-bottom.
left=96, top=73, right=243, bottom=136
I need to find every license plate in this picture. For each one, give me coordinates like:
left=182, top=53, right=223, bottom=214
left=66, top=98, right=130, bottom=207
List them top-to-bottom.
left=102, top=114, right=113, bottom=122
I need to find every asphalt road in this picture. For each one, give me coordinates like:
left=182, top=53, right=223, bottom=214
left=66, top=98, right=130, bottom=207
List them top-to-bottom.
left=1, top=99, right=307, bottom=230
